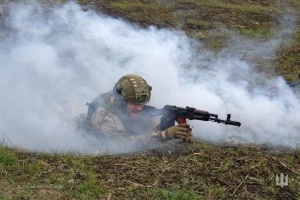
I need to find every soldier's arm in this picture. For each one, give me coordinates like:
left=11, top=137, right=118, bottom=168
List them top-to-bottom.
left=89, top=107, right=126, bottom=136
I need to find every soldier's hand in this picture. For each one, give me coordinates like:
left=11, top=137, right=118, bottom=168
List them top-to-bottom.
left=164, top=123, right=192, bottom=141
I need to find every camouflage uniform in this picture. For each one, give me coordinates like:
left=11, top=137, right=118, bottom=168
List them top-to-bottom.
left=41, top=74, right=190, bottom=152
left=79, top=74, right=163, bottom=145
left=83, top=91, right=161, bottom=141
left=40, top=95, right=86, bottom=134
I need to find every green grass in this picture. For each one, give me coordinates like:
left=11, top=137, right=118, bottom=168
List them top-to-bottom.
left=1, top=0, right=300, bottom=199
left=34, top=0, right=299, bottom=78
left=71, top=0, right=300, bottom=81
left=1, top=142, right=299, bottom=199
left=0, top=147, right=19, bottom=166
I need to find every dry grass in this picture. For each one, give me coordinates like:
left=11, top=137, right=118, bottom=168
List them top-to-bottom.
left=1, top=0, right=300, bottom=199
left=74, top=0, right=300, bottom=81
left=1, top=142, right=300, bottom=199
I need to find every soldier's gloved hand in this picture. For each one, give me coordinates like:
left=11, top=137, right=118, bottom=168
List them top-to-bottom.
left=159, top=115, right=176, bottom=131
left=163, top=123, right=192, bottom=141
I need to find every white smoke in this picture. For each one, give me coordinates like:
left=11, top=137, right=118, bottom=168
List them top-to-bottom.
left=0, top=1, right=299, bottom=153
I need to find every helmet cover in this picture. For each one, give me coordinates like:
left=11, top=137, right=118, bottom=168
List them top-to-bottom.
left=115, top=74, right=151, bottom=104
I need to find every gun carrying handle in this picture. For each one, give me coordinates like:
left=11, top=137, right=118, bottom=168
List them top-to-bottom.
left=177, top=117, right=186, bottom=124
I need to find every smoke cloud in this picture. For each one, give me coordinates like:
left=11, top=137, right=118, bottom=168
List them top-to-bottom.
left=0, top=1, right=299, bottom=153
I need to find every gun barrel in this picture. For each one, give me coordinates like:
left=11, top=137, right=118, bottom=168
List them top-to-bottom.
left=209, top=117, right=241, bottom=127
left=225, top=120, right=241, bottom=127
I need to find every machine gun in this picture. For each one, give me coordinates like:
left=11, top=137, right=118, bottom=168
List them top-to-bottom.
left=154, top=105, right=241, bottom=131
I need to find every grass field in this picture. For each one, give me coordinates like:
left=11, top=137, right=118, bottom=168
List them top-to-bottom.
left=1, top=0, right=300, bottom=199
left=76, top=0, right=300, bottom=81
left=1, top=142, right=300, bottom=199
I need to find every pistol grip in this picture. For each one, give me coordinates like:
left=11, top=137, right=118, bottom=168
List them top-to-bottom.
left=177, top=117, right=186, bottom=124
left=177, top=117, right=190, bottom=142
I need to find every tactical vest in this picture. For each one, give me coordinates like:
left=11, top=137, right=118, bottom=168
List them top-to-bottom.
left=86, top=91, right=157, bottom=136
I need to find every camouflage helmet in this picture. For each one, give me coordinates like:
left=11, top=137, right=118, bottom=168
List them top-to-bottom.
left=113, top=74, right=152, bottom=104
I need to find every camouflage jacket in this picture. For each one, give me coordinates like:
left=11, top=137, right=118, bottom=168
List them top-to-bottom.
left=82, top=91, right=162, bottom=141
